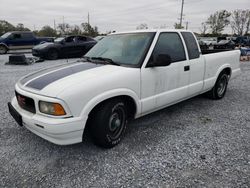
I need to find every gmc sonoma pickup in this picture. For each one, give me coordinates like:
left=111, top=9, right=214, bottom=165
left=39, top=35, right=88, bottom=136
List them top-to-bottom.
left=8, top=30, right=241, bottom=148
left=0, top=31, right=54, bottom=54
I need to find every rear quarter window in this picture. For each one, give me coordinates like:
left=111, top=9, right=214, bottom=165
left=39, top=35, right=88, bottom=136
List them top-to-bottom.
left=181, top=32, right=200, bottom=59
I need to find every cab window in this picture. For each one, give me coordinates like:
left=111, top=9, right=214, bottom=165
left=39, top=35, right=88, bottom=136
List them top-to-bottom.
left=149, top=32, right=186, bottom=64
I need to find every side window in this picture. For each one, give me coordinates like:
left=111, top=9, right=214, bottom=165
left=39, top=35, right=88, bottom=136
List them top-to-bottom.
left=150, top=32, right=186, bottom=63
left=181, top=32, right=200, bottom=59
left=22, top=33, right=33, bottom=39
left=12, top=34, right=22, bottom=40
left=65, top=36, right=74, bottom=43
left=77, top=36, right=87, bottom=42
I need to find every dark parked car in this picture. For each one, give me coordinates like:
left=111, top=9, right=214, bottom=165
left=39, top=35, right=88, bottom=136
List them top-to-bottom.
left=0, top=31, right=54, bottom=54
left=32, top=36, right=97, bottom=60
left=235, top=36, right=250, bottom=46
left=214, top=40, right=235, bottom=50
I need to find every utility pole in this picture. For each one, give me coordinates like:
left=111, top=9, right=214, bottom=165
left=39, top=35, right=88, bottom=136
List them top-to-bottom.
left=179, top=0, right=184, bottom=28
left=87, top=12, right=90, bottom=35
left=62, top=16, right=65, bottom=34
left=54, top=19, right=56, bottom=31
left=185, top=21, right=189, bottom=30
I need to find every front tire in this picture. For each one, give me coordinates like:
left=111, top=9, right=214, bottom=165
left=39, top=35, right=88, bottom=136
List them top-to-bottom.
left=0, top=45, right=8, bottom=54
left=206, top=72, right=229, bottom=100
left=89, top=99, right=128, bottom=148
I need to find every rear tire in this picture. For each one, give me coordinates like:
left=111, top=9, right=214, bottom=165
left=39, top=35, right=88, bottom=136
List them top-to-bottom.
left=0, top=45, right=7, bottom=54
left=47, top=49, right=58, bottom=60
left=206, top=72, right=229, bottom=100
left=88, top=99, right=128, bottom=148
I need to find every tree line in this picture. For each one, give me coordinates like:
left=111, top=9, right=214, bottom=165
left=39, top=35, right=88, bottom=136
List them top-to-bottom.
left=1, top=9, right=250, bottom=38
left=198, top=9, right=250, bottom=36
left=0, top=20, right=99, bottom=37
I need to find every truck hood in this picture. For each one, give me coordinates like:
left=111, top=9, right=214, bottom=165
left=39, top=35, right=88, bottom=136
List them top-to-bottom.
left=18, top=62, right=130, bottom=97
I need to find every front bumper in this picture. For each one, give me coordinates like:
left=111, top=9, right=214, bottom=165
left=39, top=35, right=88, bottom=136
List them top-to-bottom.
left=32, top=49, right=46, bottom=58
left=9, top=97, right=88, bottom=145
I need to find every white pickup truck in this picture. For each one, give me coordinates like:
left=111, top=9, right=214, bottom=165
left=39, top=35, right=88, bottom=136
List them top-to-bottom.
left=8, top=30, right=241, bottom=148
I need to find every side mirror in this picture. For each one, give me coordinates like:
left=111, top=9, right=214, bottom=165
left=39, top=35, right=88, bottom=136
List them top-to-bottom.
left=147, top=54, right=172, bottom=67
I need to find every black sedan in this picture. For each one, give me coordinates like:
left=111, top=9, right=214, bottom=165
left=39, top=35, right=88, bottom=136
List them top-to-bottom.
left=32, top=36, right=97, bottom=60
left=214, top=40, right=235, bottom=50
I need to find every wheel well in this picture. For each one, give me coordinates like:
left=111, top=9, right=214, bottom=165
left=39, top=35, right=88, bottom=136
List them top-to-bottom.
left=0, top=44, right=8, bottom=50
left=220, top=67, right=232, bottom=80
left=221, top=67, right=232, bottom=78
left=85, top=95, right=137, bottom=131
left=88, top=95, right=137, bottom=120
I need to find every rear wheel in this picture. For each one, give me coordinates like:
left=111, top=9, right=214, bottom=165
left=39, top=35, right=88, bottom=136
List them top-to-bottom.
left=0, top=45, right=7, bottom=54
left=47, top=49, right=58, bottom=60
left=206, top=72, right=229, bottom=100
left=88, top=99, right=128, bottom=148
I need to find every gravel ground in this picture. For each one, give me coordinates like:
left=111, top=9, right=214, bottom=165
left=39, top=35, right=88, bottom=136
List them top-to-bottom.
left=0, top=54, right=250, bottom=187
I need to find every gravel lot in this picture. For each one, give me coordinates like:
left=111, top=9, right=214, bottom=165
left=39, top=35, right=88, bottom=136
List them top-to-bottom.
left=0, top=54, right=249, bottom=187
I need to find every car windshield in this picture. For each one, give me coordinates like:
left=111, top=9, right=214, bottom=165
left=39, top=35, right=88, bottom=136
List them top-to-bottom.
left=0, top=32, right=12, bottom=39
left=85, top=32, right=155, bottom=66
left=54, top=37, right=65, bottom=43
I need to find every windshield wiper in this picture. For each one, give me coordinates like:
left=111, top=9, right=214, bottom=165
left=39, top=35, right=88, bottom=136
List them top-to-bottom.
left=78, top=56, right=93, bottom=63
left=90, top=57, right=120, bottom=66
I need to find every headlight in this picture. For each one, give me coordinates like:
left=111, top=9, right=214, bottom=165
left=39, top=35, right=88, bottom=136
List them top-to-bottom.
left=39, top=101, right=66, bottom=116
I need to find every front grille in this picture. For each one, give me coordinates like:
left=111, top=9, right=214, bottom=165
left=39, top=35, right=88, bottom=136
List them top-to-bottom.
left=15, top=91, right=36, bottom=113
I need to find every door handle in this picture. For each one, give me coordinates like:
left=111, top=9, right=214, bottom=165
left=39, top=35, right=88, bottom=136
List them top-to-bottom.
left=184, top=66, right=190, bottom=71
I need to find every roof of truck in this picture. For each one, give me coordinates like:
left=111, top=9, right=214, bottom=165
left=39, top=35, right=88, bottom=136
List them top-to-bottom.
left=111, top=29, right=192, bottom=35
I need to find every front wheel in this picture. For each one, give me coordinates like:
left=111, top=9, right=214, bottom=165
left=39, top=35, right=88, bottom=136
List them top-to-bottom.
left=0, top=45, right=8, bottom=54
left=206, top=72, right=229, bottom=100
left=89, top=99, right=128, bottom=148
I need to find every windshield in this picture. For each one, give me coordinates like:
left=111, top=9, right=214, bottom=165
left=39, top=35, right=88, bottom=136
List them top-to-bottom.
left=0, top=32, right=12, bottom=39
left=85, top=32, right=155, bottom=66
left=54, top=37, right=65, bottom=43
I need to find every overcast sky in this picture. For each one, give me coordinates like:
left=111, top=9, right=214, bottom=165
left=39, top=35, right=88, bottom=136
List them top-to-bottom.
left=0, top=0, right=249, bottom=33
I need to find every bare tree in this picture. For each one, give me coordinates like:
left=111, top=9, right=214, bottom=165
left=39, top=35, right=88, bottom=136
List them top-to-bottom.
left=231, top=9, right=250, bottom=35
left=206, top=10, right=231, bottom=35
left=200, top=22, right=208, bottom=35
left=57, top=23, right=70, bottom=35
left=136, top=23, right=148, bottom=30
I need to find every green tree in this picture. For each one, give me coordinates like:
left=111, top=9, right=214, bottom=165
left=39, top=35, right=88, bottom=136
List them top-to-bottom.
left=206, top=10, right=231, bottom=35
left=0, top=20, right=15, bottom=35
left=81, top=22, right=99, bottom=36
left=15, top=23, right=30, bottom=31
left=174, top=23, right=184, bottom=29
left=38, top=25, right=57, bottom=37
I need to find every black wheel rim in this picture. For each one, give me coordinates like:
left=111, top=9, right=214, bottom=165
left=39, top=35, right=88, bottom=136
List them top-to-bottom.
left=217, top=76, right=227, bottom=97
left=108, top=106, right=125, bottom=140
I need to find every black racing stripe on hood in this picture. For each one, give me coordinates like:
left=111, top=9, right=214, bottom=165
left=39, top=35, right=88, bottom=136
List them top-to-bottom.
left=20, top=62, right=78, bottom=85
left=26, top=63, right=103, bottom=90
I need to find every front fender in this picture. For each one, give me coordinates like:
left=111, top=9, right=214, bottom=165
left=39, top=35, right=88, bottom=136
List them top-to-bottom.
left=0, top=42, right=8, bottom=49
left=80, top=88, right=141, bottom=118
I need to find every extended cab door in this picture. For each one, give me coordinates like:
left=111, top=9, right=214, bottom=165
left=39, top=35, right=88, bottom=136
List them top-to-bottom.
left=140, top=32, right=189, bottom=115
left=181, top=32, right=205, bottom=96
